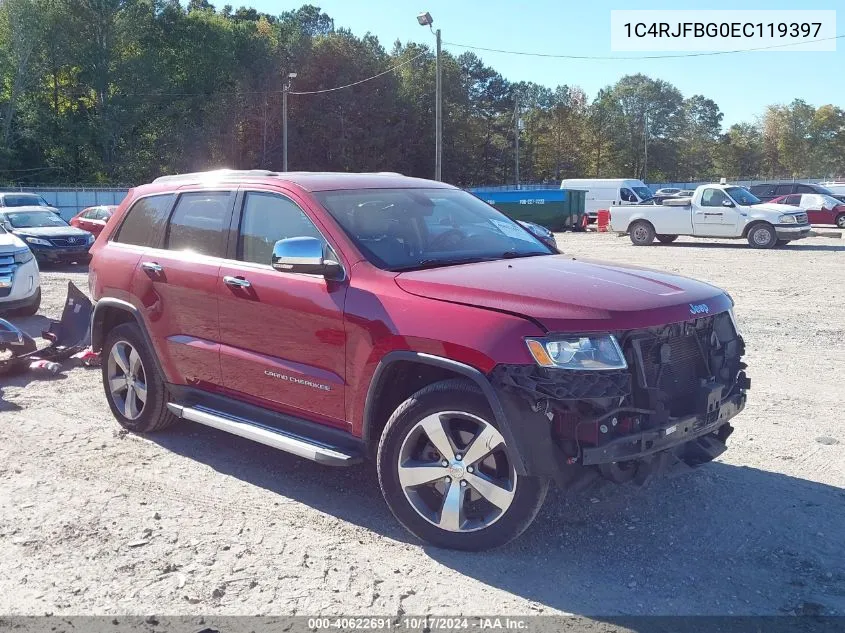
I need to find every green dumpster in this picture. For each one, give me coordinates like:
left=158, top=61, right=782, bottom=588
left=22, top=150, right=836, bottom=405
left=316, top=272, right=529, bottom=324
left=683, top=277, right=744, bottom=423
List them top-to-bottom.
left=472, top=189, right=586, bottom=231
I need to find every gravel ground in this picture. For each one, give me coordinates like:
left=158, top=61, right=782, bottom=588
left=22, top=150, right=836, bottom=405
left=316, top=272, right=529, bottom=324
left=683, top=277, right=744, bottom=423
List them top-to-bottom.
left=0, top=234, right=843, bottom=618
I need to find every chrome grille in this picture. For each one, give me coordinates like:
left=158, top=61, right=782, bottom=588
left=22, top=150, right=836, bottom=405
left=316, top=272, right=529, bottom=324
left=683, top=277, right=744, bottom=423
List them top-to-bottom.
left=794, top=213, right=808, bottom=224
left=49, top=236, right=86, bottom=247
left=0, top=254, right=16, bottom=297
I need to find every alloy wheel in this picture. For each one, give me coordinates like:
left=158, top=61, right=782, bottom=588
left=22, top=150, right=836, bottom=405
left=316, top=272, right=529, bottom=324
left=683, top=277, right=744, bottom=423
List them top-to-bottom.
left=107, top=341, right=147, bottom=420
left=397, top=411, right=517, bottom=533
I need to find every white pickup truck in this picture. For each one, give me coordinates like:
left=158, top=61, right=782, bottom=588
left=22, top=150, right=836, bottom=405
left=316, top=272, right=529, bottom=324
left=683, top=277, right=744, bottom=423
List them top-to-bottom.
left=610, top=183, right=812, bottom=249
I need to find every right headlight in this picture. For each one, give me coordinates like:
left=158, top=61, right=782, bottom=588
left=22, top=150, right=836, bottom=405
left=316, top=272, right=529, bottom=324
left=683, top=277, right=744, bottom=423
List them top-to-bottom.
left=778, top=214, right=797, bottom=224
left=13, top=248, right=33, bottom=264
left=526, top=335, right=627, bottom=371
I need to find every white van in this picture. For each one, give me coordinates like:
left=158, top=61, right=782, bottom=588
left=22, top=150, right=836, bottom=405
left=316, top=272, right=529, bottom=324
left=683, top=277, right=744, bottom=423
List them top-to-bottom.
left=560, top=178, right=653, bottom=222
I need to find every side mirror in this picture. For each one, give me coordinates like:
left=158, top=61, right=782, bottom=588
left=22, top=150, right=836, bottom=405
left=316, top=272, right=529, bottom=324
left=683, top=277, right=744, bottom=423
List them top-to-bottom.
left=722, top=199, right=735, bottom=208
left=271, top=236, right=342, bottom=279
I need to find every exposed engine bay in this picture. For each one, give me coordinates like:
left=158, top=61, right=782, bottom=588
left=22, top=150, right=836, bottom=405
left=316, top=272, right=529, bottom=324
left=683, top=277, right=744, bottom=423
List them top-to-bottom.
left=491, top=311, right=750, bottom=486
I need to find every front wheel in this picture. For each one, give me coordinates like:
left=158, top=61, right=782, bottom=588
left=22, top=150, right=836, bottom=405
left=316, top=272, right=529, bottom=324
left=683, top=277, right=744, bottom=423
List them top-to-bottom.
left=836, top=213, right=845, bottom=229
left=747, top=223, right=777, bottom=249
left=656, top=234, right=678, bottom=244
left=377, top=379, right=549, bottom=550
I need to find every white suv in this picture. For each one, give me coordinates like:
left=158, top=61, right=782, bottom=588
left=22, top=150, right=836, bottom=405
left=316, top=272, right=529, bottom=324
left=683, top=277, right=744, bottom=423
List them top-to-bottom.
left=0, top=225, right=40, bottom=316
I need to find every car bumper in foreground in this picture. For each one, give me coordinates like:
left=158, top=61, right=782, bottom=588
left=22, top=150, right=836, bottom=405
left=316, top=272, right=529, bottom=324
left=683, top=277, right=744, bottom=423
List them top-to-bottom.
left=774, top=225, right=812, bottom=240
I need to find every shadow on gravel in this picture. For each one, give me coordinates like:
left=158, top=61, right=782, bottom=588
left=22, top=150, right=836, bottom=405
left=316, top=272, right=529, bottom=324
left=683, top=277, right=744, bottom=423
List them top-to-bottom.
left=149, top=421, right=845, bottom=615
left=149, top=421, right=413, bottom=544
left=427, top=462, right=845, bottom=616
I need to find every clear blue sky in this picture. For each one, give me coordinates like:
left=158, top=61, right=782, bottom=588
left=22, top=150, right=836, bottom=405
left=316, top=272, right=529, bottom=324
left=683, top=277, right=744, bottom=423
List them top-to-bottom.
left=252, top=0, right=842, bottom=128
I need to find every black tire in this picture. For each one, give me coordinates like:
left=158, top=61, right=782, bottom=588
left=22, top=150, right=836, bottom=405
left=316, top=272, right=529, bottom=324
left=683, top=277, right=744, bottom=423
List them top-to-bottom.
left=836, top=213, right=845, bottom=229
left=629, top=220, right=655, bottom=246
left=747, top=223, right=777, bottom=249
left=656, top=234, right=678, bottom=244
left=776, top=239, right=790, bottom=246
left=14, top=288, right=41, bottom=316
left=101, top=322, right=178, bottom=433
left=377, top=379, right=549, bottom=550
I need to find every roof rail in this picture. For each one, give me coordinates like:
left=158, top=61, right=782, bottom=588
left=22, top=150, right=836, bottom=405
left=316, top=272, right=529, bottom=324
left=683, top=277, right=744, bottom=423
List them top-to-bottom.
left=152, top=169, right=279, bottom=183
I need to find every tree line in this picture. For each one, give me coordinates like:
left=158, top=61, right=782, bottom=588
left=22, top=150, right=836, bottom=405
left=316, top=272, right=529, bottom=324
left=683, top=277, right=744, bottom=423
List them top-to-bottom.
left=1, top=0, right=843, bottom=187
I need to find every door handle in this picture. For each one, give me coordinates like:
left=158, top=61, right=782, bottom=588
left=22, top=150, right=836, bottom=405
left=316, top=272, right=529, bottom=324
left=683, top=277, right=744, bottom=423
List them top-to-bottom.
left=141, top=261, right=163, bottom=275
left=223, top=275, right=251, bottom=289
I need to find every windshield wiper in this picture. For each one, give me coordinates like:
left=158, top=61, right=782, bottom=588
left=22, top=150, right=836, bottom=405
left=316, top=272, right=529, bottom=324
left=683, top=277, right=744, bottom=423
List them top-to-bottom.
left=500, top=251, right=547, bottom=259
left=392, top=257, right=491, bottom=272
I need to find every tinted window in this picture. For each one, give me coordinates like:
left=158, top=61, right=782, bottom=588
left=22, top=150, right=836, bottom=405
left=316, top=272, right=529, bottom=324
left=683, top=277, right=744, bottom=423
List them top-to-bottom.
left=750, top=184, right=776, bottom=197
left=775, top=184, right=793, bottom=196
left=620, top=188, right=637, bottom=202
left=701, top=189, right=729, bottom=207
left=166, top=192, right=231, bottom=256
left=238, top=192, right=325, bottom=264
left=1, top=193, right=49, bottom=207
left=114, top=195, right=174, bottom=247
left=784, top=195, right=801, bottom=206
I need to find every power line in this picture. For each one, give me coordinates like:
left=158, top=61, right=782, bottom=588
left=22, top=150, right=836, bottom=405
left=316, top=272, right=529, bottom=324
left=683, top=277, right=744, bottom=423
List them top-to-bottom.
left=443, top=34, right=844, bottom=60
left=47, top=51, right=427, bottom=99
left=289, top=52, right=426, bottom=95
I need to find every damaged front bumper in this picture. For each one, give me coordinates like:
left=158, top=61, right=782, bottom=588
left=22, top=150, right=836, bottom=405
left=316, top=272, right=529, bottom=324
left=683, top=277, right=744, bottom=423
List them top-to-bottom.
left=580, top=391, right=745, bottom=466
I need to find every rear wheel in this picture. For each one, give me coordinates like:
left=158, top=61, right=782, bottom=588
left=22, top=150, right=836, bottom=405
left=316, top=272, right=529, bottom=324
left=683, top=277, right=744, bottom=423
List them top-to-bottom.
left=629, top=221, right=655, bottom=246
left=747, top=223, right=777, bottom=249
left=656, top=234, right=678, bottom=244
left=102, top=322, right=177, bottom=433
left=377, top=379, right=548, bottom=550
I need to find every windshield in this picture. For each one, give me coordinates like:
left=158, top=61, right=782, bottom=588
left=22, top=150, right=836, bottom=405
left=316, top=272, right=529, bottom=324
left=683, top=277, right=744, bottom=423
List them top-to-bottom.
left=633, top=186, right=653, bottom=201
left=725, top=187, right=761, bottom=206
left=314, top=188, right=553, bottom=271
left=2, top=193, right=50, bottom=207
left=819, top=194, right=842, bottom=209
left=4, top=210, right=69, bottom=228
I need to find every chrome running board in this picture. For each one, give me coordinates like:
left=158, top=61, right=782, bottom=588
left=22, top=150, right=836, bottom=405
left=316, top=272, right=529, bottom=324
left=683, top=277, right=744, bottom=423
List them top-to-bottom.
left=167, top=403, right=360, bottom=467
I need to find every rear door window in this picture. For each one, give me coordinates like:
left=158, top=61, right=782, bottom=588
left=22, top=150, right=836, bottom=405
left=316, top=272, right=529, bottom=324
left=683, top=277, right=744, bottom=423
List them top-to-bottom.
left=775, top=184, right=793, bottom=196
left=795, top=184, right=816, bottom=194
left=166, top=191, right=234, bottom=257
left=113, top=194, right=175, bottom=247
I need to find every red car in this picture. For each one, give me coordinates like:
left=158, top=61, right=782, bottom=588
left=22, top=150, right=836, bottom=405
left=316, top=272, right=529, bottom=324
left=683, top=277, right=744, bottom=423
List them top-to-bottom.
left=88, top=170, right=749, bottom=550
left=771, top=193, right=845, bottom=228
left=69, top=205, right=117, bottom=237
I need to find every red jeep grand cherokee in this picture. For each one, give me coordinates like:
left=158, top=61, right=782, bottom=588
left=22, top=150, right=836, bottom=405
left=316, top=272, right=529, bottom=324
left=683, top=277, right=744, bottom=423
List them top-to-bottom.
left=89, top=170, right=749, bottom=550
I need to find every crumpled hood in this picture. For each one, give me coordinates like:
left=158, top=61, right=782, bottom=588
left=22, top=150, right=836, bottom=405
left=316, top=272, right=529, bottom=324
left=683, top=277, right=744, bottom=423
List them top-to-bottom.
left=395, top=255, right=732, bottom=332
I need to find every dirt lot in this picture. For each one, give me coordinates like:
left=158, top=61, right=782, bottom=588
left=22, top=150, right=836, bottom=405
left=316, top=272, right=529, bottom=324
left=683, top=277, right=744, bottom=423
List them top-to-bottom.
left=1, top=233, right=843, bottom=618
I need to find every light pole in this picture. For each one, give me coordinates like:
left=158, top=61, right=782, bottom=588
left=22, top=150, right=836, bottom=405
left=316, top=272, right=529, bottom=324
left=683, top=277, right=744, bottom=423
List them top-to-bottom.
left=417, top=12, right=441, bottom=182
left=282, top=71, right=297, bottom=172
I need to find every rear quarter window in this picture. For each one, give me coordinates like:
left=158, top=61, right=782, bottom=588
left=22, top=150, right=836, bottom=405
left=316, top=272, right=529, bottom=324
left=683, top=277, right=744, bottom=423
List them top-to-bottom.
left=113, top=194, right=175, bottom=247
